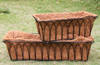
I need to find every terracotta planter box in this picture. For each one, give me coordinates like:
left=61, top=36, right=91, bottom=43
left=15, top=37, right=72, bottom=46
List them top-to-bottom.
left=33, top=11, right=97, bottom=41
left=3, top=31, right=94, bottom=61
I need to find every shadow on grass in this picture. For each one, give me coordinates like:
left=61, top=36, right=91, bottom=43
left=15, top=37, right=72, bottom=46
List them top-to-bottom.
left=0, top=8, right=10, bottom=14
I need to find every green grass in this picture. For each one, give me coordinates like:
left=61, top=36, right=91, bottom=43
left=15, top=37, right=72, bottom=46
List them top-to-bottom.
left=0, top=0, right=100, bottom=65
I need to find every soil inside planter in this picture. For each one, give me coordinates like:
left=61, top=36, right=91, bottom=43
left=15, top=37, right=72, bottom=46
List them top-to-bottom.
left=33, top=11, right=97, bottom=22
left=3, top=31, right=94, bottom=43
left=3, top=31, right=41, bottom=42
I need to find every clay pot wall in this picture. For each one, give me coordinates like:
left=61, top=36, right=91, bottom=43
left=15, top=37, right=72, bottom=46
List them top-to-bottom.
left=5, top=42, right=92, bottom=61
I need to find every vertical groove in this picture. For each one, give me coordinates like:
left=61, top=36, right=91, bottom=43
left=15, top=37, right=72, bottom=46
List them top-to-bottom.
left=88, top=18, right=92, bottom=36
left=84, top=19, right=86, bottom=37
left=78, top=20, right=81, bottom=36
left=73, top=21, right=75, bottom=39
left=37, top=22, right=40, bottom=34
left=61, top=22, right=63, bottom=40
left=66, top=22, right=68, bottom=40
left=38, top=23, right=41, bottom=37
left=40, top=23, right=44, bottom=41
left=44, top=23, right=47, bottom=41
left=49, top=23, right=51, bottom=41
left=55, top=23, right=57, bottom=40
left=67, top=24, right=69, bottom=40
left=87, top=43, right=91, bottom=60
left=8, top=44, right=12, bottom=60
left=14, top=44, right=18, bottom=60
left=22, top=44, right=24, bottom=60
left=27, top=44, right=30, bottom=60
left=31, top=44, right=34, bottom=60
left=60, top=44, right=63, bottom=60
left=67, top=44, right=70, bottom=60
left=74, top=44, right=76, bottom=60
left=41, top=45, right=43, bottom=60
left=47, top=45, right=50, bottom=60
left=86, top=45, right=88, bottom=60
left=34, top=46, right=36, bottom=60
left=54, top=46, right=56, bottom=60
left=81, top=46, right=83, bottom=60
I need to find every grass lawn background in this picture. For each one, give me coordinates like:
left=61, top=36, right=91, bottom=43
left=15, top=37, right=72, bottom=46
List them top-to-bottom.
left=0, top=0, right=100, bottom=65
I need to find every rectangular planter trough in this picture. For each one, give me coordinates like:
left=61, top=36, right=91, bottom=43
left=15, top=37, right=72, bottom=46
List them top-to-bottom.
left=33, top=11, right=97, bottom=41
left=3, top=31, right=94, bottom=61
